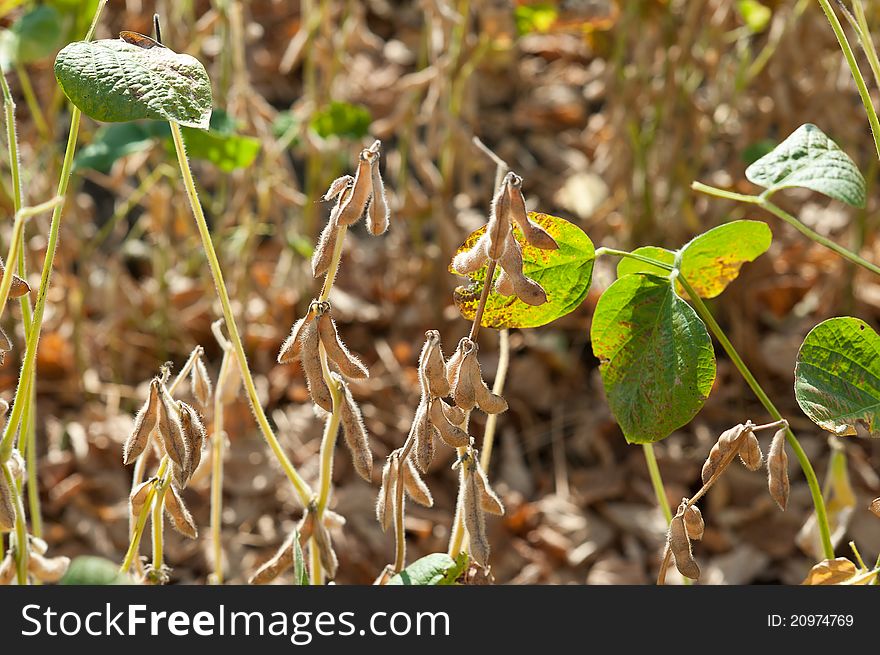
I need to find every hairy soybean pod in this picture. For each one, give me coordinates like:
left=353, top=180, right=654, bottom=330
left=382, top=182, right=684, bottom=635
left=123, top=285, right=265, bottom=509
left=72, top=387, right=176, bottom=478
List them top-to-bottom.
left=336, top=151, right=374, bottom=226
left=366, top=160, right=390, bottom=235
left=506, top=173, right=558, bottom=250
left=486, top=179, right=511, bottom=260
left=312, top=213, right=340, bottom=278
left=451, top=233, right=490, bottom=275
left=498, top=234, right=547, bottom=306
left=0, top=261, right=31, bottom=299
left=494, top=268, right=515, bottom=296
left=317, top=313, right=369, bottom=379
left=278, top=316, right=309, bottom=364
left=300, top=319, right=334, bottom=412
left=420, top=331, right=450, bottom=398
left=453, top=350, right=479, bottom=411
left=191, top=356, right=212, bottom=408
left=468, top=356, right=508, bottom=415
left=124, top=378, right=161, bottom=465
left=338, top=378, right=372, bottom=481
left=158, top=386, right=189, bottom=473
left=429, top=399, right=469, bottom=447
left=441, top=400, right=465, bottom=426
left=177, top=401, right=207, bottom=483
left=412, top=401, right=435, bottom=473
left=701, top=423, right=747, bottom=485
left=767, top=429, right=790, bottom=511
left=739, top=432, right=763, bottom=471
left=376, top=456, right=398, bottom=532
left=403, top=457, right=434, bottom=507
left=473, top=459, right=504, bottom=516
left=463, top=463, right=490, bottom=567
left=0, top=471, right=15, bottom=531
left=129, top=479, right=154, bottom=519
left=165, top=484, right=197, bottom=539
left=870, top=497, right=880, bottom=518
left=683, top=505, right=704, bottom=541
left=668, top=514, right=700, bottom=580
left=312, top=520, right=339, bottom=579
left=249, top=531, right=296, bottom=585
left=0, top=553, right=14, bottom=584
left=27, top=553, right=70, bottom=583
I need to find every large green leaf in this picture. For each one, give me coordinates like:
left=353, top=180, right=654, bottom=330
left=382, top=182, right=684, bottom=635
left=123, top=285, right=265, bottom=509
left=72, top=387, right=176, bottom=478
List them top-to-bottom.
left=0, top=5, right=63, bottom=66
left=55, top=38, right=212, bottom=129
left=73, top=122, right=155, bottom=173
left=745, top=124, right=865, bottom=208
left=451, top=212, right=595, bottom=329
left=615, top=221, right=771, bottom=298
left=591, top=273, right=716, bottom=444
left=795, top=317, right=880, bottom=436
left=387, top=552, right=467, bottom=585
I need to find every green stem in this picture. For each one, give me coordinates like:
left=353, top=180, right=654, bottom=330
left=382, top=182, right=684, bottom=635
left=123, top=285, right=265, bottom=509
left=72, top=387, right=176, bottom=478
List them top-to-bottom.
left=817, top=0, right=880, bottom=162
left=852, top=1, right=880, bottom=87
left=13, top=64, right=49, bottom=140
left=167, top=121, right=312, bottom=506
left=691, top=182, right=880, bottom=278
left=595, top=246, right=676, bottom=271
left=675, top=273, right=835, bottom=559
left=479, top=328, right=509, bottom=471
left=210, top=351, right=231, bottom=584
left=642, top=443, right=672, bottom=523
left=120, top=457, right=168, bottom=574
left=1, top=460, right=28, bottom=584
left=151, top=475, right=169, bottom=576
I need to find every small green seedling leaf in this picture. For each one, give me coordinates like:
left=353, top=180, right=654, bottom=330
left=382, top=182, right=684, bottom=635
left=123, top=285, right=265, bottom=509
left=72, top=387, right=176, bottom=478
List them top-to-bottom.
left=736, top=0, right=772, bottom=33
left=0, top=5, right=64, bottom=66
left=55, top=38, right=212, bottom=129
left=309, top=101, right=371, bottom=139
left=745, top=123, right=866, bottom=208
left=451, top=212, right=595, bottom=329
left=616, top=221, right=771, bottom=299
left=591, top=273, right=716, bottom=444
left=795, top=317, right=880, bottom=436
left=387, top=552, right=467, bottom=585
left=59, top=556, right=134, bottom=585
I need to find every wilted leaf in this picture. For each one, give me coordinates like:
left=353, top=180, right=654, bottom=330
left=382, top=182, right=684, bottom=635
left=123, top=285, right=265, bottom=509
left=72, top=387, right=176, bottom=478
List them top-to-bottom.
left=55, top=38, right=212, bottom=129
left=745, top=124, right=866, bottom=208
left=451, top=212, right=595, bottom=328
left=591, top=273, right=716, bottom=444
left=795, top=317, right=880, bottom=436
left=387, top=552, right=468, bottom=585
left=802, top=557, right=857, bottom=585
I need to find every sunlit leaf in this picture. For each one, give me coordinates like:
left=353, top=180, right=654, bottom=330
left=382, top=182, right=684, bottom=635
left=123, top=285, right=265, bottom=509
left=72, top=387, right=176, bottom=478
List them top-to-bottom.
left=514, top=4, right=559, bottom=34
left=55, top=38, right=212, bottom=129
left=309, top=101, right=371, bottom=139
left=746, top=123, right=866, bottom=208
left=177, top=125, right=260, bottom=172
left=451, top=212, right=595, bottom=329
left=616, top=246, right=675, bottom=279
left=591, top=273, right=716, bottom=444
left=795, top=317, right=880, bottom=436
left=387, top=552, right=467, bottom=585
left=802, top=558, right=858, bottom=585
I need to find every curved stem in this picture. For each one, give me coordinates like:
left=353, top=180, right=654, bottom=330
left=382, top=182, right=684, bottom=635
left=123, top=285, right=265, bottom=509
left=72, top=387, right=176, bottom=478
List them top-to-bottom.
left=817, top=0, right=880, bottom=162
left=168, top=121, right=312, bottom=505
left=595, top=246, right=676, bottom=271
left=675, top=274, right=835, bottom=559
left=479, top=328, right=509, bottom=470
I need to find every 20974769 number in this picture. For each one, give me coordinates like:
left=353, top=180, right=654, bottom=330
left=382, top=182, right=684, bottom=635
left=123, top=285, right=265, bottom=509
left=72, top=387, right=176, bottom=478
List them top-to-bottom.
left=768, top=614, right=854, bottom=627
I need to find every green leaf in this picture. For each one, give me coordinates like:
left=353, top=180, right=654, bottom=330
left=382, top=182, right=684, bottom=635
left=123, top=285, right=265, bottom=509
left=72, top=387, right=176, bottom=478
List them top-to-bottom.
left=736, top=0, right=772, bottom=33
left=514, top=4, right=559, bottom=35
left=0, top=5, right=64, bottom=66
left=54, top=38, right=212, bottom=129
left=309, top=101, right=371, bottom=139
left=73, top=122, right=156, bottom=173
left=745, top=123, right=866, bottom=208
left=178, top=125, right=260, bottom=172
left=451, top=212, right=595, bottom=329
left=677, top=220, right=772, bottom=298
left=615, top=221, right=771, bottom=299
left=591, top=273, right=716, bottom=444
left=794, top=317, right=880, bottom=436
left=387, top=552, right=467, bottom=585
left=59, top=556, right=134, bottom=585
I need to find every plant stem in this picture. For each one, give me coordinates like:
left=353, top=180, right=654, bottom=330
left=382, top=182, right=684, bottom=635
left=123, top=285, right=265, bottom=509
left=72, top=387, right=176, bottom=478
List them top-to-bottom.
left=817, top=0, right=880, bottom=162
left=851, top=1, right=880, bottom=87
left=13, top=65, right=49, bottom=140
left=167, top=121, right=312, bottom=505
left=691, top=182, right=880, bottom=278
left=595, top=246, right=675, bottom=271
left=468, top=261, right=497, bottom=342
left=674, top=274, right=835, bottom=559
left=479, top=328, right=509, bottom=470
left=210, top=350, right=231, bottom=584
left=642, top=443, right=672, bottom=523
left=120, top=457, right=168, bottom=574
left=1, top=460, right=28, bottom=584
left=151, top=479, right=168, bottom=575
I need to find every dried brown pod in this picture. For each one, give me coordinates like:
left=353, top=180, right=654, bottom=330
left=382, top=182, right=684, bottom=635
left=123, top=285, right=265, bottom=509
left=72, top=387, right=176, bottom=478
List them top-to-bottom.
left=336, top=150, right=375, bottom=226
left=366, top=159, right=389, bottom=236
left=506, top=173, right=558, bottom=250
left=323, top=175, right=354, bottom=201
left=486, top=178, right=511, bottom=259
left=312, top=213, right=340, bottom=278
left=451, top=233, right=490, bottom=275
left=497, top=233, right=548, bottom=306
left=0, top=260, right=31, bottom=299
left=494, top=268, right=515, bottom=297
left=317, top=311, right=369, bottom=379
left=278, top=316, right=309, bottom=364
left=300, top=317, right=334, bottom=412
left=0, top=327, right=10, bottom=362
left=420, top=331, right=450, bottom=398
left=445, top=341, right=465, bottom=388
left=451, top=341, right=478, bottom=410
left=190, top=356, right=212, bottom=408
left=467, top=356, right=508, bottom=415
left=337, top=377, right=372, bottom=481
left=123, top=378, right=161, bottom=465
left=157, top=386, right=189, bottom=473
left=428, top=398, right=469, bottom=447
left=441, top=400, right=465, bottom=426
left=177, top=401, right=206, bottom=483
left=412, top=401, right=435, bottom=473
left=701, top=423, right=748, bottom=486
left=767, top=429, right=790, bottom=511
left=739, top=432, right=763, bottom=471
left=7, top=448, right=23, bottom=483
left=376, top=456, right=398, bottom=532
left=403, top=457, right=433, bottom=507
left=473, top=458, right=504, bottom=516
left=462, top=461, right=490, bottom=567
left=0, top=470, right=15, bottom=532
left=129, top=479, right=154, bottom=518
left=164, top=485, right=197, bottom=539
left=871, top=497, right=880, bottom=518
left=683, top=505, right=704, bottom=541
left=668, top=513, right=700, bottom=580
left=312, top=519, right=338, bottom=579
left=249, top=531, right=296, bottom=585
left=0, top=552, right=14, bottom=584
left=27, top=553, right=70, bottom=583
